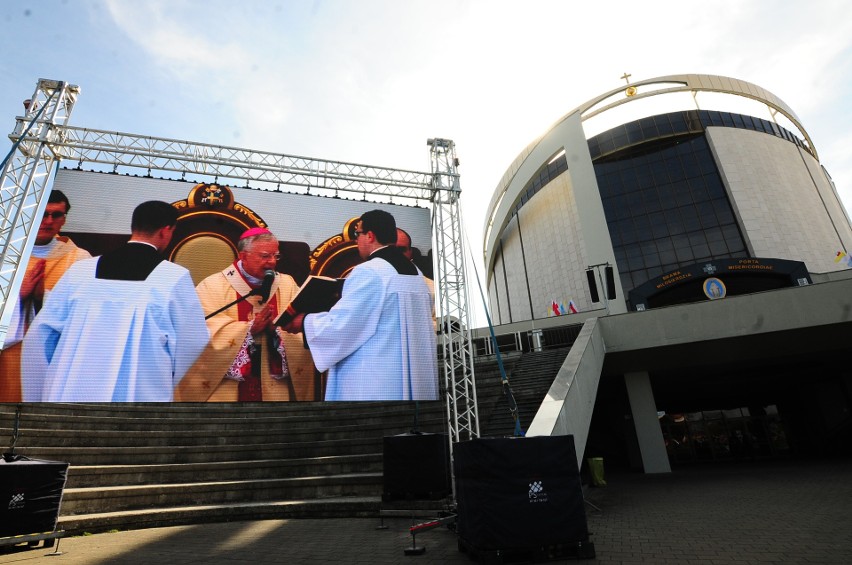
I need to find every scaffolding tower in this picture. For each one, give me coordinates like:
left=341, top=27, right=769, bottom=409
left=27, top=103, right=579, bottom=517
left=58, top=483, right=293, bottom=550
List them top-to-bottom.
left=0, top=78, right=479, bottom=447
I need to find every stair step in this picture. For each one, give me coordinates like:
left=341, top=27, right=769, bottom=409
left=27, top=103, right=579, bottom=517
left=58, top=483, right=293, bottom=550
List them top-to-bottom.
left=1, top=348, right=566, bottom=535
left=65, top=454, right=383, bottom=487
left=61, top=473, right=383, bottom=514
left=57, top=496, right=384, bottom=535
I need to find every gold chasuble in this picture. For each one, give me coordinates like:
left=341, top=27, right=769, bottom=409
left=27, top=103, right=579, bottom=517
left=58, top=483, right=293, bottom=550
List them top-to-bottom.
left=0, top=237, right=91, bottom=402
left=176, top=263, right=316, bottom=402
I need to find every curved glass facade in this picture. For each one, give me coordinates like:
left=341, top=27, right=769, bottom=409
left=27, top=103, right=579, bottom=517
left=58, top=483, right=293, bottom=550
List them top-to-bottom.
left=505, top=110, right=809, bottom=299
left=596, top=134, right=748, bottom=296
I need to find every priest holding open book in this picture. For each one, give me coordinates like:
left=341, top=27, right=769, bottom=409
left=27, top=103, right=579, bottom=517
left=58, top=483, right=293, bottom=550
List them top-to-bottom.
left=281, top=210, right=438, bottom=401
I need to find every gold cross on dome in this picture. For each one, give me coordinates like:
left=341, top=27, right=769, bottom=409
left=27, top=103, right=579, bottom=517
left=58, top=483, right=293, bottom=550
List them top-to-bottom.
left=620, top=72, right=632, bottom=85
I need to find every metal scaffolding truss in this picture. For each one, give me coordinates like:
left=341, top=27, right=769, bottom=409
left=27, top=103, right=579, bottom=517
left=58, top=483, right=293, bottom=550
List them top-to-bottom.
left=0, top=78, right=478, bottom=445
left=1, top=79, right=80, bottom=345
left=52, top=125, right=435, bottom=202
left=429, top=139, right=480, bottom=445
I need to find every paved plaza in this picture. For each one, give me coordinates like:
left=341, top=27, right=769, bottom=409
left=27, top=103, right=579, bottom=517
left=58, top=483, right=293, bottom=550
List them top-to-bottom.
left=1, top=459, right=850, bottom=564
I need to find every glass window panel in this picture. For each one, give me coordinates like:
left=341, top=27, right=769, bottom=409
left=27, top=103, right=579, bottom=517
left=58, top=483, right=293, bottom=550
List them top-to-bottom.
left=708, top=110, right=724, bottom=126
left=685, top=112, right=703, bottom=131
left=721, top=113, right=735, bottom=127
left=670, top=115, right=688, bottom=134
left=640, top=117, right=658, bottom=137
left=656, top=117, right=673, bottom=136
left=626, top=121, right=643, bottom=143
left=589, top=144, right=601, bottom=159
left=681, top=153, right=701, bottom=178
left=697, top=158, right=718, bottom=178
left=650, top=161, right=669, bottom=184
left=668, top=161, right=686, bottom=182
left=705, top=175, right=726, bottom=197
left=691, top=179, right=710, bottom=202
left=673, top=182, right=693, bottom=206
left=659, top=188, right=677, bottom=210
left=626, top=190, right=644, bottom=211
left=712, top=199, right=734, bottom=219
left=613, top=203, right=631, bottom=220
left=681, top=208, right=701, bottom=231
left=699, top=210, right=718, bottom=229
left=648, top=211, right=666, bottom=229
left=633, top=213, right=651, bottom=230
left=668, top=214, right=685, bottom=235
left=652, top=221, right=670, bottom=238
left=722, top=224, right=744, bottom=244
left=704, top=227, right=724, bottom=243
left=688, top=231, right=707, bottom=246
left=672, top=233, right=690, bottom=249
left=656, top=237, right=674, bottom=252
left=640, top=240, right=658, bottom=255
left=708, top=240, right=728, bottom=257
left=625, top=243, right=642, bottom=259
left=692, top=243, right=711, bottom=260
left=676, top=247, right=694, bottom=262
left=643, top=253, right=661, bottom=268
left=628, top=255, right=645, bottom=270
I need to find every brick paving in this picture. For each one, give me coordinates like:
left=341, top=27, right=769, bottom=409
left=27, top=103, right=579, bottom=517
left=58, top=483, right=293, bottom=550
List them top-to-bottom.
left=2, top=459, right=850, bottom=564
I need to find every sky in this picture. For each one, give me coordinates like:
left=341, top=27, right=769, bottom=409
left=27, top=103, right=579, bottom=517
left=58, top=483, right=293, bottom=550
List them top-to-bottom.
left=2, top=0, right=852, bottom=327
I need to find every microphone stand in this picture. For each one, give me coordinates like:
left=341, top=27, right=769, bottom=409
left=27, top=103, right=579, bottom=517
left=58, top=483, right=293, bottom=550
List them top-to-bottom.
left=205, top=288, right=263, bottom=320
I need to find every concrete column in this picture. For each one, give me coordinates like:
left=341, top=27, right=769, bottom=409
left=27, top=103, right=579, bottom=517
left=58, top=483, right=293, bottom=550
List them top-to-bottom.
left=624, top=371, right=671, bottom=474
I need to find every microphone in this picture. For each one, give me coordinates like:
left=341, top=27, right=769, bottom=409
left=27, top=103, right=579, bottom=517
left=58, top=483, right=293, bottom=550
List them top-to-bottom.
left=257, top=269, right=275, bottom=303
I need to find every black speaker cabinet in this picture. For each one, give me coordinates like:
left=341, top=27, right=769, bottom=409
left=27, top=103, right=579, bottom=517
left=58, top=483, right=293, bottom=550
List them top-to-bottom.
left=383, top=433, right=451, bottom=501
left=454, top=436, right=593, bottom=557
left=0, top=457, right=69, bottom=537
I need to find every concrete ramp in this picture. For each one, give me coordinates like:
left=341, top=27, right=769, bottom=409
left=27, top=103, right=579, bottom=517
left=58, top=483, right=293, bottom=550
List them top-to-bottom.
left=526, top=318, right=605, bottom=469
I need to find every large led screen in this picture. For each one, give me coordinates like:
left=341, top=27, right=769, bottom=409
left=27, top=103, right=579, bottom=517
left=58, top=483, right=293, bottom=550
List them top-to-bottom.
left=1, top=169, right=437, bottom=403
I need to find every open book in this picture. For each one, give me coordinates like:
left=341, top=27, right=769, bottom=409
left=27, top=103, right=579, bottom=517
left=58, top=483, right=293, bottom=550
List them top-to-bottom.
left=274, top=275, right=344, bottom=327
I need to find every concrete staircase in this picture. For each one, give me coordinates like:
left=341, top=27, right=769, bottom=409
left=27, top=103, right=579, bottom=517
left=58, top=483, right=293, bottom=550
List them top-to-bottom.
left=479, top=348, right=572, bottom=437
left=0, top=349, right=573, bottom=535
left=1, top=401, right=447, bottom=534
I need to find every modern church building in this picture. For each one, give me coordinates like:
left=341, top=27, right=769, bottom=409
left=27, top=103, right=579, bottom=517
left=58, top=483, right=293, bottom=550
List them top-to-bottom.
left=481, top=74, right=852, bottom=472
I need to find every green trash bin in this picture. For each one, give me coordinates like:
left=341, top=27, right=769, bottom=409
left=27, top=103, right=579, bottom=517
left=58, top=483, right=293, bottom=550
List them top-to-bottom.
left=587, top=457, right=606, bottom=487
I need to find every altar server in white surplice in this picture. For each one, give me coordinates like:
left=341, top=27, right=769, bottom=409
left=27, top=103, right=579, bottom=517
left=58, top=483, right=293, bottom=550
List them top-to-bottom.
left=1, top=190, right=90, bottom=402
left=22, top=201, right=209, bottom=402
left=282, top=209, right=438, bottom=401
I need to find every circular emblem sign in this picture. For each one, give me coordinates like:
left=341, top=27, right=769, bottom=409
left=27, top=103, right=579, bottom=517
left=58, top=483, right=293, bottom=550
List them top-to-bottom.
left=703, top=277, right=727, bottom=300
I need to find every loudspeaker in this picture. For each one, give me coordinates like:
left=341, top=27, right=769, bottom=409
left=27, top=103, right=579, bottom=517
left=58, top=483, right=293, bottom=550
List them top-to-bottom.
left=605, top=265, right=617, bottom=300
left=586, top=269, right=599, bottom=303
left=383, top=433, right=451, bottom=501
left=454, top=436, right=592, bottom=553
left=0, top=458, right=68, bottom=537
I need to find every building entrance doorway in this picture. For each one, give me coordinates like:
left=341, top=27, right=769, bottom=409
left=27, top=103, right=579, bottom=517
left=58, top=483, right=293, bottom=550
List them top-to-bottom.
left=659, top=406, right=790, bottom=464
